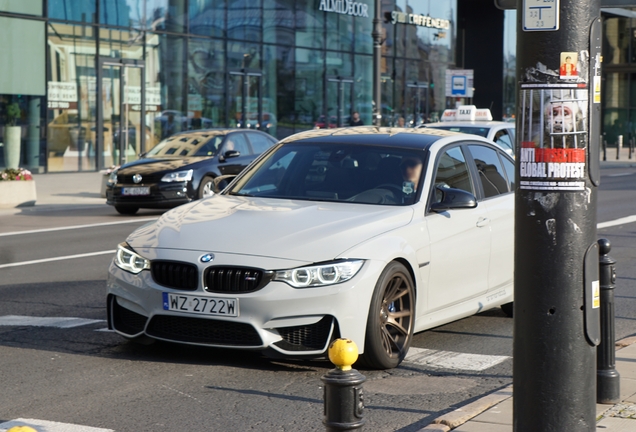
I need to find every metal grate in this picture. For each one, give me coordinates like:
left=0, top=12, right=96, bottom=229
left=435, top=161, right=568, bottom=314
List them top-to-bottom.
left=117, top=173, right=163, bottom=184
left=151, top=261, right=199, bottom=291
left=204, top=267, right=271, bottom=294
left=112, top=298, right=148, bottom=336
left=146, top=315, right=262, bottom=346
left=274, top=316, right=334, bottom=352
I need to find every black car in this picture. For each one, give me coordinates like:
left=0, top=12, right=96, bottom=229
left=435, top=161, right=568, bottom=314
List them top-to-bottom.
left=106, top=129, right=277, bottom=214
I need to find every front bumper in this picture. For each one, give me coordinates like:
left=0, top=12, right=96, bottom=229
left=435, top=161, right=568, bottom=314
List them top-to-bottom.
left=106, top=181, right=194, bottom=209
left=106, top=249, right=383, bottom=357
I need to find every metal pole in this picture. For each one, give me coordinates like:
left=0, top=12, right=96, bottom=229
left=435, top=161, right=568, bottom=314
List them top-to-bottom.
left=372, top=0, right=382, bottom=126
left=513, top=1, right=601, bottom=430
left=617, top=135, right=622, bottom=160
left=603, top=138, right=607, bottom=161
left=629, top=138, right=633, bottom=159
left=597, top=238, right=620, bottom=404
left=322, top=339, right=366, bottom=431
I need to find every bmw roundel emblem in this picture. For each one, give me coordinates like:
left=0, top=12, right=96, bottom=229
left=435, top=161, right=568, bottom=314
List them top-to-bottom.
left=132, top=174, right=143, bottom=184
left=200, top=253, right=215, bottom=263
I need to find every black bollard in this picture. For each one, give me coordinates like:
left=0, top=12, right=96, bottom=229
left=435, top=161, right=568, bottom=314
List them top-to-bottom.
left=603, top=139, right=607, bottom=161
left=630, top=139, right=634, bottom=160
left=597, top=238, right=621, bottom=404
left=322, top=339, right=366, bottom=431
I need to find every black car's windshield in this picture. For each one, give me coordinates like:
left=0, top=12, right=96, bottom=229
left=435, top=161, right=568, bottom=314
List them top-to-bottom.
left=426, top=126, right=489, bottom=137
left=146, top=134, right=224, bottom=157
left=228, top=143, right=426, bottom=206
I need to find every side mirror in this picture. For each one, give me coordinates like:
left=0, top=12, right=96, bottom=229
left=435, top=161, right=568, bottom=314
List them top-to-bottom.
left=219, top=150, right=240, bottom=162
left=138, top=152, right=147, bottom=158
left=213, top=174, right=237, bottom=193
left=430, top=187, right=477, bottom=212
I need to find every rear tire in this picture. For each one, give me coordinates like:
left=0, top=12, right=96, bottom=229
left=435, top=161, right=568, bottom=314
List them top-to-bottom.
left=198, top=176, right=215, bottom=199
left=115, top=205, right=139, bottom=215
left=357, top=261, right=415, bottom=370
left=501, top=302, right=514, bottom=317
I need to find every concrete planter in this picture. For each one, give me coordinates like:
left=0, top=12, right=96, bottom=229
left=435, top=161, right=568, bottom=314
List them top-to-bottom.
left=3, top=126, right=21, bottom=169
left=0, top=180, right=37, bottom=208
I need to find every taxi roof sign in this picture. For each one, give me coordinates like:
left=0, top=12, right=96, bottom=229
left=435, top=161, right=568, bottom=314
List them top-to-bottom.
left=441, top=106, right=493, bottom=122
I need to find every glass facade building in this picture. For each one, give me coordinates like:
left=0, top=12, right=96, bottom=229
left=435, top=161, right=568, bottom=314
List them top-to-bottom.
left=0, top=0, right=462, bottom=173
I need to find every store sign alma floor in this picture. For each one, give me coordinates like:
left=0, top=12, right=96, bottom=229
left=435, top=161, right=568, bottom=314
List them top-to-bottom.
left=319, top=0, right=369, bottom=18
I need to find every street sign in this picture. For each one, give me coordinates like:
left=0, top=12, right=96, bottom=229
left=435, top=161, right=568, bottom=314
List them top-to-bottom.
left=523, top=0, right=559, bottom=32
left=445, top=69, right=474, bottom=98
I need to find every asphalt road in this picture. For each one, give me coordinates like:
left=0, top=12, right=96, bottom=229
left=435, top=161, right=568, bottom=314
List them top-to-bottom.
left=0, top=165, right=634, bottom=431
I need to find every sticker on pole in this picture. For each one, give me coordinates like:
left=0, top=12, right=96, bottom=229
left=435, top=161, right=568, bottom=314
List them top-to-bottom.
left=523, top=0, right=559, bottom=32
left=518, top=88, right=587, bottom=191
left=592, top=280, right=600, bottom=309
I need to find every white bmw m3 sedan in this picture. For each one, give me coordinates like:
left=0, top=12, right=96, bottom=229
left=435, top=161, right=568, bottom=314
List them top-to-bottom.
left=107, top=126, right=515, bottom=369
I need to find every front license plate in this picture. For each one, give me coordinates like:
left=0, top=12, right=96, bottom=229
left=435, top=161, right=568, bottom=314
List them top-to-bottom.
left=122, top=186, right=150, bottom=196
left=162, top=293, right=238, bottom=317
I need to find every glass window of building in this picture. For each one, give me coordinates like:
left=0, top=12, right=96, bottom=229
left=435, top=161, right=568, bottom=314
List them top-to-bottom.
left=1, top=0, right=43, bottom=15
left=49, top=0, right=94, bottom=22
left=146, top=0, right=185, bottom=32
left=189, top=0, right=225, bottom=37
left=228, top=0, right=262, bottom=42
left=264, top=0, right=294, bottom=45
left=295, top=0, right=323, bottom=49
left=188, top=37, right=225, bottom=130
left=264, top=45, right=294, bottom=138
left=295, top=48, right=323, bottom=131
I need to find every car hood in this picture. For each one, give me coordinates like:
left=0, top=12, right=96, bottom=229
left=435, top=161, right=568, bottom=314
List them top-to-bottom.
left=118, top=157, right=209, bottom=174
left=127, top=195, right=414, bottom=263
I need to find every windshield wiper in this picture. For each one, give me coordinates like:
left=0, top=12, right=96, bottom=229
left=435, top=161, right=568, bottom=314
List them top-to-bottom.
left=227, top=191, right=254, bottom=197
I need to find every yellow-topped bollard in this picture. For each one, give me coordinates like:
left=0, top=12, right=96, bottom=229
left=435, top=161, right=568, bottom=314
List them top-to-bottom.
left=321, top=338, right=366, bottom=431
left=328, top=338, right=359, bottom=371
left=7, top=426, right=38, bottom=432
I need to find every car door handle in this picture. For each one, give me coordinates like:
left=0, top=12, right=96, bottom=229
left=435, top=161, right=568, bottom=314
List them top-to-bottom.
left=476, top=217, right=490, bottom=228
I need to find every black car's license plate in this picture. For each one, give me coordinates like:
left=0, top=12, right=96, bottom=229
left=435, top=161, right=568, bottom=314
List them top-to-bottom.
left=122, top=187, right=150, bottom=196
left=162, top=293, right=239, bottom=317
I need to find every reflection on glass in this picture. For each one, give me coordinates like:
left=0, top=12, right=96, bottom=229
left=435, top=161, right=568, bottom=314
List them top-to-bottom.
left=48, top=0, right=93, bottom=21
left=189, top=0, right=225, bottom=37
left=228, top=0, right=262, bottom=41
left=264, top=0, right=294, bottom=45
left=295, top=0, right=323, bottom=49
left=47, top=23, right=97, bottom=172
left=188, top=37, right=225, bottom=130
left=295, top=48, right=323, bottom=131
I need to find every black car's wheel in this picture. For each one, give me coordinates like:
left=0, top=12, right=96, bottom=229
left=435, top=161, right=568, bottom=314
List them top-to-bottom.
left=198, top=176, right=215, bottom=199
left=114, top=205, right=139, bottom=215
left=359, top=261, right=415, bottom=369
left=501, top=302, right=514, bottom=317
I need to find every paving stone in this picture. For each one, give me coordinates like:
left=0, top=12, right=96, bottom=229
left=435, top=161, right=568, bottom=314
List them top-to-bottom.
left=433, top=385, right=512, bottom=429
left=469, top=397, right=513, bottom=425
left=596, top=416, right=636, bottom=431
left=453, top=421, right=511, bottom=432
left=417, top=424, right=450, bottom=432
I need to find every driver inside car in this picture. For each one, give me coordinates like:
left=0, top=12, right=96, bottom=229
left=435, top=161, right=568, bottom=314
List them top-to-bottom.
left=400, top=156, right=423, bottom=194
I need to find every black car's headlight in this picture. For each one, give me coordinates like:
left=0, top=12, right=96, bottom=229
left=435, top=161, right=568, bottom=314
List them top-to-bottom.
left=161, top=169, right=193, bottom=183
left=114, top=242, right=150, bottom=274
left=273, top=260, right=364, bottom=288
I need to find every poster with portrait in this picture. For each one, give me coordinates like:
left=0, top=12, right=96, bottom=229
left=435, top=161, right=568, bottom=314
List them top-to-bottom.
left=559, top=52, right=578, bottom=79
left=518, top=88, right=588, bottom=191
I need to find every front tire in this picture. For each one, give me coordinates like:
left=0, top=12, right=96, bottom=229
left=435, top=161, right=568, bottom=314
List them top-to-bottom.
left=198, top=176, right=215, bottom=199
left=114, top=205, right=139, bottom=215
left=358, top=262, right=415, bottom=369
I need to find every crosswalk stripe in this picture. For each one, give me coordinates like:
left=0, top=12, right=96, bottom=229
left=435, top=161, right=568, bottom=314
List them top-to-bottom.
left=0, top=316, right=105, bottom=328
left=405, top=347, right=510, bottom=371
left=0, top=418, right=114, bottom=432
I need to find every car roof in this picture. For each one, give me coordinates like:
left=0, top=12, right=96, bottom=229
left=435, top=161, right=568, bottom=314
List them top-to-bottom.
left=423, top=121, right=513, bottom=128
left=280, top=126, right=459, bottom=149
left=168, top=128, right=268, bottom=139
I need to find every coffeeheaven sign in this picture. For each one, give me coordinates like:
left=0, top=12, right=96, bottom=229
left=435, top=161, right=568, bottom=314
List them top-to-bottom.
left=319, top=0, right=369, bottom=18
left=388, top=11, right=450, bottom=29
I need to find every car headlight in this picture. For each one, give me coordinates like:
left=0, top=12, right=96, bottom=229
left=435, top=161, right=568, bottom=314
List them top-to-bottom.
left=107, top=169, right=118, bottom=185
left=161, top=169, right=193, bottom=183
left=114, top=242, right=150, bottom=274
left=273, top=260, right=364, bottom=288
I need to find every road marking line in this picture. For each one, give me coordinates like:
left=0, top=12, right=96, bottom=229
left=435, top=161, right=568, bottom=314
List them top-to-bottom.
left=606, top=172, right=634, bottom=177
left=598, top=215, right=636, bottom=229
left=0, top=218, right=157, bottom=237
left=0, top=250, right=116, bottom=269
left=0, top=316, right=105, bottom=328
left=95, top=328, right=114, bottom=332
left=405, top=347, right=510, bottom=371
left=0, top=418, right=114, bottom=432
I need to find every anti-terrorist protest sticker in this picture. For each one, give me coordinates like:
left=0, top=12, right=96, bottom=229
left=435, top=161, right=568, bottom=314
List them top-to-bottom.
left=518, top=88, right=587, bottom=191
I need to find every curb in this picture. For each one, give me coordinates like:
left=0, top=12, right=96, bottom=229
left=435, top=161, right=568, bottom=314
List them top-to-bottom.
left=417, top=335, right=636, bottom=431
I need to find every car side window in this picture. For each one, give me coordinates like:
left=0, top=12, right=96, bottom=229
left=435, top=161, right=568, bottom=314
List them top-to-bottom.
left=493, top=129, right=513, bottom=152
left=223, top=133, right=251, bottom=155
left=247, top=133, right=276, bottom=154
left=468, top=145, right=510, bottom=198
left=432, top=146, right=474, bottom=203
left=500, top=154, right=516, bottom=191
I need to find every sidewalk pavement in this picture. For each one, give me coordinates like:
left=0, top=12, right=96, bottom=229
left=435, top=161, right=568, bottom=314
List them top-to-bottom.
left=419, top=338, right=636, bottom=431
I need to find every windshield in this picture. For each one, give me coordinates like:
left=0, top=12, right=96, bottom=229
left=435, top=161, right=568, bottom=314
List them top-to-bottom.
left=427, top=126, right=489, bottom=137
left=146, top=134, right=224, bottom=157
left=228, top=143, right=426, bottom=206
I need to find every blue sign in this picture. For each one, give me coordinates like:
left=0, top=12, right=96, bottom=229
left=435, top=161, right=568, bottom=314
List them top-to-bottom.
left=451, top=76, right=467, bottom=96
